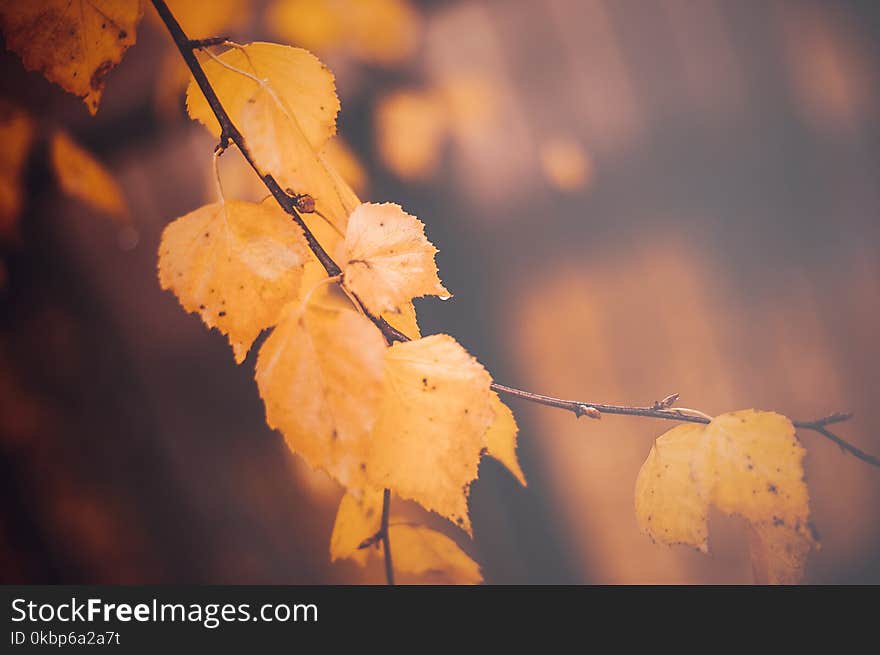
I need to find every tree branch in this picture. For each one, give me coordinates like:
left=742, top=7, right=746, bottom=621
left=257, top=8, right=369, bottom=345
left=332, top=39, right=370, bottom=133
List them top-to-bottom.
left=492, top=383, right=877, bottom=467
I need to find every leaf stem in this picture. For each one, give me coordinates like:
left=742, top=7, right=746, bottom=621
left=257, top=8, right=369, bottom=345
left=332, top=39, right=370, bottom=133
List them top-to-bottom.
left=381, top=488, right=394, bottom=586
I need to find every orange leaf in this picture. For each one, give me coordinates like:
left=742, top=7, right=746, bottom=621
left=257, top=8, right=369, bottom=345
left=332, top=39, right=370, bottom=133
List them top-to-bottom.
left=0, top=0, right=143, bottom=114
left=158, top=200, right=310, bottom=363
left=341, top=202, right=449, bottom=317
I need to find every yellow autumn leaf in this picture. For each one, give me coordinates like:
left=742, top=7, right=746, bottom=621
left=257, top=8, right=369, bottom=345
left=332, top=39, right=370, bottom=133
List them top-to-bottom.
left=0, top=0, right=143, bottom=115
left=186, top=42, right=338, bottom=148
left=186, top=43, right=360, bottom=233
left=237, top=86, right=354, bottom=234
left=0, top=103, right=35, bottom=243
left=51, top=130, right=128, bottom=220
left=158, top=200, right=309, bottom=363
left=341, top=202, right=449, bottom=317
left=255, top=287, right=386, bottom=486
left=382, top=301, right=420, bottom=339
left=366, top=334, right=494, bottom=534
left=486, top=393, right=526, bottom=486
left=634, top=410, right=818, bottom=583
left=634, top=423, right=710, bottom=550
left=330, top=490, right=382, bottom=566
left=329, top=492, right=482, bottom=584
left=388, top=525, right=482, bottom=585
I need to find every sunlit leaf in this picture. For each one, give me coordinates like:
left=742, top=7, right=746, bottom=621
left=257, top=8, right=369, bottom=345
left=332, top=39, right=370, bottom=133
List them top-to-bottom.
left=186, top=42, right=338, bottom=149
left=187, top=42, right=360, bottom=232
left=158, top=200, right=310, bottom=363
left=341, top=202, right=449, bottom=317
left=255, top=287, right=386, bottom=486
left=366, top=334, right=494, bottom=534
left=634, top=410, right=818, bottom=583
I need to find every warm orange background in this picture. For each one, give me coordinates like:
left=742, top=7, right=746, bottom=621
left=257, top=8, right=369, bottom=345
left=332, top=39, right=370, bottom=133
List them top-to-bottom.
left=1, top=0, right=878, bottom=583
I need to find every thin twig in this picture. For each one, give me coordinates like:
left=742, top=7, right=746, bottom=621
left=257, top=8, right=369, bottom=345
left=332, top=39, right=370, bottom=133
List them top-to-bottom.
left=189, top=36, right=228, bottom=49
left=492, top=383, right=877, bottom=467
left=381, top=488, right=394, bottom=586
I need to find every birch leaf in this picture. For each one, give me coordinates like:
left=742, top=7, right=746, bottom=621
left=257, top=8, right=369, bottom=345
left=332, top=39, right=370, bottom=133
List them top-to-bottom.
left=0, top=0, right=142, bottom=114
left=186, top=42, right=338, bottom=148
left=186, top=43, right=360, bottom=232
left=237, top=85, right=355, bottom=233
left=158, top=200, right=309, bottom=363
left=341, top=202, right=449, bottom=317
left=255, top=288, right=386, bottom=486
left=366, top=334, right=494, bottom=534
left=634, top=410, right=818, bottom=583
left=634, top=423, right=709, bottom=550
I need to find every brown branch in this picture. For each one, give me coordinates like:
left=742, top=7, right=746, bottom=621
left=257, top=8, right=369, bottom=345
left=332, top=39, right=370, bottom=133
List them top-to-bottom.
left=492, top=383, right=877, bottom=467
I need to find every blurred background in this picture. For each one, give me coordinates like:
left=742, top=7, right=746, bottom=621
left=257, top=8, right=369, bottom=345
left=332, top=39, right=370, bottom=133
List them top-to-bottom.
left=1, top=0, right=879, bottom=584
